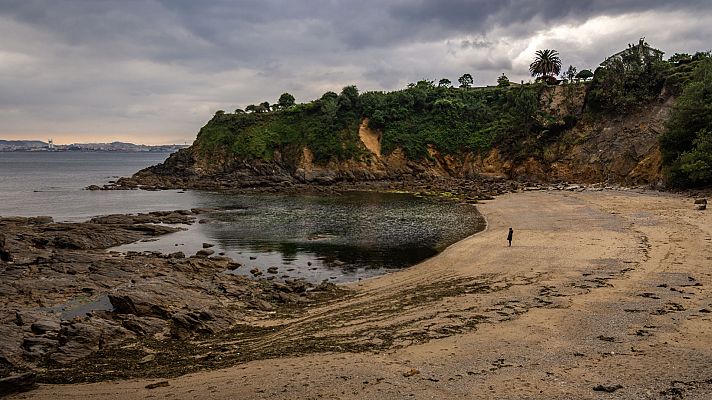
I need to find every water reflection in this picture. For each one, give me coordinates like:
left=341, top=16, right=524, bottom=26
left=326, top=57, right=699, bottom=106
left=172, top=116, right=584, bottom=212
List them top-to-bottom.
left=117, top=191, right=485, bottom=283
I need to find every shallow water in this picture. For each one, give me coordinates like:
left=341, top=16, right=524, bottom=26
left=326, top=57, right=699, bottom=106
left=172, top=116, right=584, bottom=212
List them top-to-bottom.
left=0, top=151, right=193, bottom=221
left=1, top=152, right=485, bottom=283
left=118, top=191, right=485, bottom=283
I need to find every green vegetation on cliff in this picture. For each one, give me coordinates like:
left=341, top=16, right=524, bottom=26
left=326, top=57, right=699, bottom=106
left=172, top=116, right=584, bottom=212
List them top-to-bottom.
left=193, top=40, right=711, bottom=187
left=660, top=58, right=712, bottom=187
left=197, top=81, right=546, bottom=163
left=360, top=81, right=541, bottom=159
left=197, top=86, right=363, bottom=163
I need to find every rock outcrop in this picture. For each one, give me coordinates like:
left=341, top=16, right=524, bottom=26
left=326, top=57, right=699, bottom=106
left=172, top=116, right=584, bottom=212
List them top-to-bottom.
left=0, top=213, right=342, bottom=386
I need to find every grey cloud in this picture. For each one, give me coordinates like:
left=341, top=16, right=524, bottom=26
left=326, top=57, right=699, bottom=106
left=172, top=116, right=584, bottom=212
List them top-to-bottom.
left=393, top=0, right=712, bottom=31
left=1, top=1, right=711, bottom=143
left=461, top=38, right=492, bottom=49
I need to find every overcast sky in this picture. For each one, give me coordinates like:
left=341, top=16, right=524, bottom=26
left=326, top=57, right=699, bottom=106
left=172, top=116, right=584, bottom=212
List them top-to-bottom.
left=1, top=1, right=711, bottom=145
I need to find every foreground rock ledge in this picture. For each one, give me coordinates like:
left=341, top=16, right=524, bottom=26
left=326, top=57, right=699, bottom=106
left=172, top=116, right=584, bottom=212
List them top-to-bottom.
left=0, top=211, right=342, bottom=393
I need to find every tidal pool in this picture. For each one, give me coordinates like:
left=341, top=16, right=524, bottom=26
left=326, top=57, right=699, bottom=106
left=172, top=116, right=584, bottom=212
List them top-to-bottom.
left=116, top=191, right=485, bottom=283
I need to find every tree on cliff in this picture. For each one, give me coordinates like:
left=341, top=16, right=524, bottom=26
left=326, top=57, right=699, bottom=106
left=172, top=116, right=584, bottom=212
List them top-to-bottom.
left=588, top=44, right=670, bottom=113
left=529, top=49, right=562, bottom=79
left=669, top=53, right=692, bottom=65
left=660, top=59, right=712, bottom=187
left=562, top=65, right=577, bottom=83
left=575, top=69, right=593, bottom=81
left=458, top=73, right=474, bottom=89
left=497, top=73, right=510, bottom=87
left=438, top=78, right=451, bottom=88
left=338, top=85, right=360, bottom=111
left=278, top=92, right=296, bottom=109
left=258, top=101, right=271, bottom=113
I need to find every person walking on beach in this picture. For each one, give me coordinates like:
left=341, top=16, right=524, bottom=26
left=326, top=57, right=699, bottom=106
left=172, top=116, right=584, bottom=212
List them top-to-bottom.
left=507, top=227, right=513, bottom=247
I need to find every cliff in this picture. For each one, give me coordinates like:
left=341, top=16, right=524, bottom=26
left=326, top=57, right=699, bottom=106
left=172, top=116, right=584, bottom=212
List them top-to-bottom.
left=116, top=58, right=712, bottom=190
left=116, top=88, right=667, bottom=190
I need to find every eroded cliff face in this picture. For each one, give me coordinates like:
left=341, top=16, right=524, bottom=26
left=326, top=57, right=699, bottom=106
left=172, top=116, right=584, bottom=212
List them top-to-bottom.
left=119, top=85, right=671, bottom=190
left=483, top=85, right=670, bottom=186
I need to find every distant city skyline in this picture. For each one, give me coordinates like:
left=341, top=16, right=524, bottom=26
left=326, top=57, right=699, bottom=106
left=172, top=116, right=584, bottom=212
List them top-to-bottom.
left=1, top=1, right=711, bottom=144
left=0, top=135, right=190, bottom=146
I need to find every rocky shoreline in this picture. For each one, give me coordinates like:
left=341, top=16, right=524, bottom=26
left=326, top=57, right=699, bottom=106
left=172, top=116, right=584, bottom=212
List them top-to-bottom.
left=0, top=210, right=343, bottom=395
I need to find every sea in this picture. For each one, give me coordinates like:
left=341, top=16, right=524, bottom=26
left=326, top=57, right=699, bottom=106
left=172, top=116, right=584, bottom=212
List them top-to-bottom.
left=0, top=151, right=485, bottom=283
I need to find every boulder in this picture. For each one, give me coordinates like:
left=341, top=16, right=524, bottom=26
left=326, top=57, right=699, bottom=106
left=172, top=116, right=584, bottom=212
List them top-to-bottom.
left=191, top=208, right=216, bottom=214
left=30, top=216, right=53, bottom=224
left=202, top=243, right=215, bottom=248
left=195, top=249, right=214, bottom=257
left=168, top=251, right=185, bottom=259
left=108, top=292, right=171, bottom=318
left=276, top=292, right=304, bottom=304
left=170, top=310, right=216, bottom=339
left=119, top=315, right=167, bottom=337
left=51, top=319, right=132, bottom=364
left=30, top=320, right=61, bottom=334
left=22, top=336, right=59, bottom=358
left=0, top=372, right=36, bottom=395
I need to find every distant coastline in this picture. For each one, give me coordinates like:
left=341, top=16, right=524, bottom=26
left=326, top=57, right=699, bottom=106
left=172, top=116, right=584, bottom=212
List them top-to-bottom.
left=0, top=140, right=188, bottom=152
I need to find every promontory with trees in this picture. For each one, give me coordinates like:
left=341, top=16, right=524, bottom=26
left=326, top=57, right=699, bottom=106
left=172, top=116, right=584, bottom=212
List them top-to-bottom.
left=118, top=39, right=712, bottom=191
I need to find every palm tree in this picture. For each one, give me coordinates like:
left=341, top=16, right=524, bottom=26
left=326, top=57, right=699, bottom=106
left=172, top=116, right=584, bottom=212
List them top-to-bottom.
left=529, top=49, right=562, bottom=79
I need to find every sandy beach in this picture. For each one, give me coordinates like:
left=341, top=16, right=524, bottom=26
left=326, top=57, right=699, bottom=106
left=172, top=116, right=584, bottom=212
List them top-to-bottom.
left=13, top=190, right=712, bottom=399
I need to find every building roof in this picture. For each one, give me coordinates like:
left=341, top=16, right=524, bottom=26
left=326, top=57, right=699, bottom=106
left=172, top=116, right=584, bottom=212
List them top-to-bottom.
left=602, top=38, right=664, bottom=66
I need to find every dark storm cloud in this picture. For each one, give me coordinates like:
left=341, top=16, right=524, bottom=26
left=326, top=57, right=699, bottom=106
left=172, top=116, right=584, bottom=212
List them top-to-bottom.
left=392, top=0, right=712, bottom=32
left=0, top=1, right=711, bottom=143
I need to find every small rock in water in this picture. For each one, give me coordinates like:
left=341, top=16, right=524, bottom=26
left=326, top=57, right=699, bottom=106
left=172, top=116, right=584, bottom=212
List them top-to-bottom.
left=202, top=243, right=214, bottom=248
left=196, top=249, right=214, bottom=257
left=249, top=256, right=257, bottom=260
left=267, top=267, right=279, bottom=274
left=250, top=268, right=262, bottom=276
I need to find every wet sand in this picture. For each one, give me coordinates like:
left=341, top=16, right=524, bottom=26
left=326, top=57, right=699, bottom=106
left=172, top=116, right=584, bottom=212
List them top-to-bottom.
left=15, top=190, right=712, bottom=399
